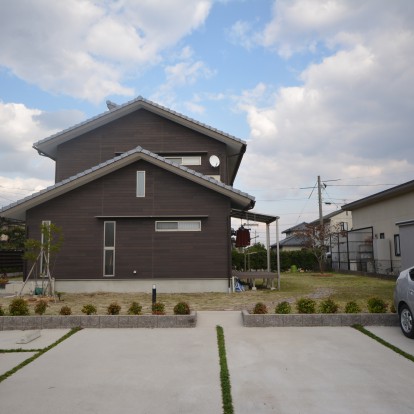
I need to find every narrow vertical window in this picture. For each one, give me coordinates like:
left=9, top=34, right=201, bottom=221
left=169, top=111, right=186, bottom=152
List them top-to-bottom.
left=136, top=171, right=145, bottom=197
left=40, top=220, right=51, bottom=276
left=104, top=221, right=115, bottom=276
left=394, top=234, right=401, bottom=256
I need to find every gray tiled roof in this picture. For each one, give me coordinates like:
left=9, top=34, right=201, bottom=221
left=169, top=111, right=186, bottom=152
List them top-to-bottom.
left=33, top=96, right=246, bottom=148
left=0, top=146, right=255, bottom=215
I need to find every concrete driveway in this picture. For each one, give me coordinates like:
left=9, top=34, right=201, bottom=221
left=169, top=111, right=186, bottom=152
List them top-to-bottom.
left=0, top=312, right=413, bottom=414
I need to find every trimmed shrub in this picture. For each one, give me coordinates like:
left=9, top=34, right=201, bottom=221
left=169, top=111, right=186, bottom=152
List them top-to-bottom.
left=9, top=297, right=30, bottom=316
left=296, top=297, right=316, bottom=314
left=367, top=297, right=388, bottom=313
left=319, top=298, right=339, bottom=314
left=34, top=299, right=48, bottom=315
left=128, top=301, right=142, bottom=315
left=173, top=301, right=191, bottom=315
left=275, top=301, right=291, bottom=314
left=345, top=301, right=361, bottom=314
left=107, top=302, right=121, bottom=315
left=152, top=302, right=166, bottom=315
left=253, top=302, right=268, bottom=314
left=390, top=303, right=396, bottom=313
left=0, top=304, right=4, bottom=316
left=81, top=304, right=97, bottom=315
left=59, top=306, right=72, bottom=315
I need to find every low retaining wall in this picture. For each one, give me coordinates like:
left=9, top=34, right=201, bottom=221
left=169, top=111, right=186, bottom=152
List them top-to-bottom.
left=242, top=310, right=399, bottom=327
left=0, top=312, right=197, bottom=330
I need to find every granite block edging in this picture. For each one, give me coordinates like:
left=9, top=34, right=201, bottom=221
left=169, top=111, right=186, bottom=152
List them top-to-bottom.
left=242, top=310, right=399, bottom=327
left=0, top=312, right=197, bottom=330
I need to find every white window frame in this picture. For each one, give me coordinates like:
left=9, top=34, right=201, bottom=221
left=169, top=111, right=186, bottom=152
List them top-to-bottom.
left=164, top=156, right=201, bottom=166
left=136, top=171, right=146, bottom=198
left=103, top=221, right=116, bottom=277
left=155, top=221, right=201, bottom=232
left=394, top=234, right=401, bottom=257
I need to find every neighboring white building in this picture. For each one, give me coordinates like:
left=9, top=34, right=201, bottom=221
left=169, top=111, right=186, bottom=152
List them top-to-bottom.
left=342, top=179, right=414, bottom=275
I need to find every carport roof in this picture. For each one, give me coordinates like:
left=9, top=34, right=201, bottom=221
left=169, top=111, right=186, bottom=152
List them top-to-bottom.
left=231, top=209, right=278, bottom=224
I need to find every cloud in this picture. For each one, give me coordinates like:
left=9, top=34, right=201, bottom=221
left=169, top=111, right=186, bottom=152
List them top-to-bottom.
left=0, top=0, right=212, bottom=103
left=233, top=0, right=414, bottom=220
left=150, top=46, right=214, bottom=113
left=0, top=101, right=85, bottom=207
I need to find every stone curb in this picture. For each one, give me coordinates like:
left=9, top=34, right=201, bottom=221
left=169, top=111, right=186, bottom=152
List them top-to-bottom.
left=241, top=310, right=399, bottom=327
left=0, top=312, right=197, bottom=330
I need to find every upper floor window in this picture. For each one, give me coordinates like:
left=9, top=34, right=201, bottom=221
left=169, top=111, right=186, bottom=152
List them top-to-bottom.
left=164, top=156, right=201, bottom=166
left=136, top=171, right=145, bottom=197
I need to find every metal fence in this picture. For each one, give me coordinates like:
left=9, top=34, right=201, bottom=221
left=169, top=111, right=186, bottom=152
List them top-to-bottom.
left=330, top=227, right=401, bottom=276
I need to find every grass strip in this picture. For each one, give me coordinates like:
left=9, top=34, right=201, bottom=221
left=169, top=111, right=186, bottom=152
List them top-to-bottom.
left=353, top=324, right=414, bottom=363
left=216, top=325, right=234, bottom=414
left=0, top=327, right=82, bottom=383
left=1, top=348, right=42, bottom=353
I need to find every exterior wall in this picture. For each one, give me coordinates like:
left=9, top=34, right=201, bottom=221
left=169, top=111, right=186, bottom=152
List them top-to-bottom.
left=55, top=109, right=228, bottom=184
left=26, top=160, right=232, bottom=284
left=347, top=192, right=414, bottom=271
left=329, top=210, right=352, bottom=230
left=279, top=246, right=302, bottom=252
left=5, top=279, right=228, bottom=294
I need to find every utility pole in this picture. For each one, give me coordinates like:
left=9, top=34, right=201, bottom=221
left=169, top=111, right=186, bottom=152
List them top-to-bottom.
left=318, top=175, right=323, bottom=226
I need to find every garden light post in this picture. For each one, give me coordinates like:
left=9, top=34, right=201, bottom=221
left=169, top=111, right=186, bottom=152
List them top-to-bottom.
left=152, top=284, right=156, bottom=305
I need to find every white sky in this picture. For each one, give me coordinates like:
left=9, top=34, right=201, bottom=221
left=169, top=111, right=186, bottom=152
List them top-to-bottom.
left=1, top=0, right=414, bottom=244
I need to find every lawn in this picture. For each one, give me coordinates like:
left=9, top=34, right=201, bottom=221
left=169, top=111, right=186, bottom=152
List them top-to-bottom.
left=0, top=272, right=396, bottom=315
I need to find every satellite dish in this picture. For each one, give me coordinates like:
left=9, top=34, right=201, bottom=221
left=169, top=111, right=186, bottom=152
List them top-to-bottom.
left=209, top=155, right=220, bottom=168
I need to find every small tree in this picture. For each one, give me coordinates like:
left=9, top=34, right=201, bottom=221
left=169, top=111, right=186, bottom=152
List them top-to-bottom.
left=22, top=223, right=63, bottom=296
left=295, top=223, right=345, bottom=274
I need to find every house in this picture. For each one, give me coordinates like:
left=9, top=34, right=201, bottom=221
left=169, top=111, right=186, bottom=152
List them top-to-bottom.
left=0, top=97, right=257, bottom=293
left=342, top=179, right=414, bottom=275
left=271, top=210, right=352, bottom=253
left=273, top=222, right=307, bottom=252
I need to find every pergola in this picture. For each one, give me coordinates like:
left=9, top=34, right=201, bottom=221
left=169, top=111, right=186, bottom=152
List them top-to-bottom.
left=231, top=209, right=281, bottom=290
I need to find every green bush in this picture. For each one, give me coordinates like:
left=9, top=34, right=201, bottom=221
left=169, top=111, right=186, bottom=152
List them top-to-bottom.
left=9, top=297, right=30, bottom=316
left=296, top=297, right=316, bottom=314
left=367, top=297, right=388, bottom=313
left=319, top=298, right=339, bottom=314
left=34, top=299, right=48, bottom=315
left=127, top=301, right=142, bottom=315
left=173, top=301, right=191, bottom=315
left=275, top=301, right=291, bottom=314
left=345, top=301, right=361, bottom=313
left=107, top=302, right=121, bottom=315
left=152, top=302, right=166, bottom=315
left=253, top=302, right=268, bottom=314
left=390, top=303, right=396, bottom=313
left=0, top=304, right=4, bottom=316
left=81, top=304, right=97, bottom=315
left=59, top=306, right=72, bottom=315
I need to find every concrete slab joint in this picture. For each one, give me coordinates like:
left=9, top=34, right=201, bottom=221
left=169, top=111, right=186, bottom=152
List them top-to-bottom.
left=242, top=310, right=399, bottom=327
left=0, top=312, right=197, bottom=330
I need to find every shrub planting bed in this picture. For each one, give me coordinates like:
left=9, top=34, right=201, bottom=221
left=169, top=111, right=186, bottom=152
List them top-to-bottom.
left=0, top=312, right=197, bottom=330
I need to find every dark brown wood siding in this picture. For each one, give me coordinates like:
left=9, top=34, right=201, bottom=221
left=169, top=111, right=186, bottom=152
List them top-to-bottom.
left=55, top=109, right=228, bottom=184
left=26, top=161, right=231, bottom=281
